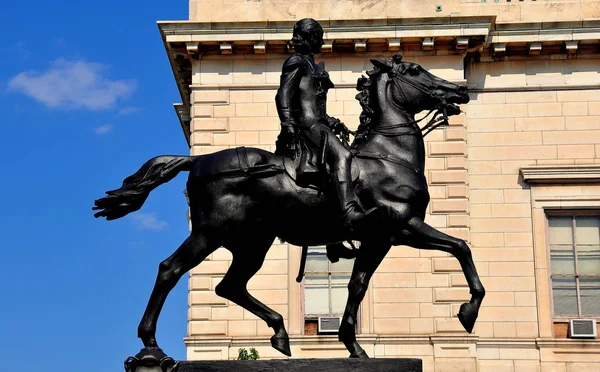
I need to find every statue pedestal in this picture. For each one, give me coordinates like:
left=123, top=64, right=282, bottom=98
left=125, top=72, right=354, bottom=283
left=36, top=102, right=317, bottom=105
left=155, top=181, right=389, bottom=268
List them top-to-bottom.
left=178, top=358, right=422, bottom=372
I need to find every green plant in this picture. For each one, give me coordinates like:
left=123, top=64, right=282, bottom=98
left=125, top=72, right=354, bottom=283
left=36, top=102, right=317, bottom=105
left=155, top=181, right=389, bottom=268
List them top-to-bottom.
left=237, top=347, right=260, bottom=360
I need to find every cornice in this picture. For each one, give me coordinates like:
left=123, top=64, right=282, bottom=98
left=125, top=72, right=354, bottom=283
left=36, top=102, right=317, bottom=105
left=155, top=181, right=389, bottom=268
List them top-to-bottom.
left=158, top=16, right=494, bottom=110
left=158, top=16, right=496, bottom=41
left=159, top=16, right=600, bottom=137
left=160, top=16, right=494, bottom=58
left=485, top=18, right=600, bottom=60
left=189, top=79, right=468, bottom=90
left=469, top=84, right=600, bottom=93
left=173, top=103, right=191, bottom=147
left=520, top=165, right=600, bottom=184
left=184, top=334, right=479, bottom=348
left=184, top=335, right=600, bottom=351
left=185, top=335, right=600, bottom=351
left=477, top=338, right=537, bottom=348
left=536, top=338, right=600, bottom=348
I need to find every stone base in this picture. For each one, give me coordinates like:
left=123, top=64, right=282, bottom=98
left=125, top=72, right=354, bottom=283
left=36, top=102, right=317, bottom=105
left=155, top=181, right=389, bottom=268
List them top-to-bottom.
left=178, top=358, right=422, bottom=372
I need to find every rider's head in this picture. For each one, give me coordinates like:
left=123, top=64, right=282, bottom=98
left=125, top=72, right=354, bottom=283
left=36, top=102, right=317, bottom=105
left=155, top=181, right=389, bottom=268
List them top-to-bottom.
left=291, top=18, right=324, bottom=55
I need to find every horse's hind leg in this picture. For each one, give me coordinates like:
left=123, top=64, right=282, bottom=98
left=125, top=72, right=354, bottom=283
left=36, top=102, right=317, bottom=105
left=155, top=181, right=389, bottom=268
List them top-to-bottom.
left=403, top=216, right=485, bottom=333
left=138, top=232, right=218, bottom=348
left=215, top=237, right=291, bottom=356
left=338, top=240, right=391, bottom=358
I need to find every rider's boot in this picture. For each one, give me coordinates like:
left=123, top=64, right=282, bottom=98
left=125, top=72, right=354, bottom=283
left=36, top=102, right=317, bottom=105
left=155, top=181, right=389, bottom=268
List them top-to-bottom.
left=331, top=173, right=367, bottom=232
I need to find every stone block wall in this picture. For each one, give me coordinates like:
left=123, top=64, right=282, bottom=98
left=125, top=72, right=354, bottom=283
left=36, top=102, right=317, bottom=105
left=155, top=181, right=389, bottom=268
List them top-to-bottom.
left=184, top=49, right=600, bottom=370
left=463, top=58, right=600, bottom=372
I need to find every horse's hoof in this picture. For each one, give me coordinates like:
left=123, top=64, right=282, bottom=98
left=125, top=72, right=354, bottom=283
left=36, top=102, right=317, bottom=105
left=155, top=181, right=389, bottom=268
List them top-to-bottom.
left=457, top=302, right=478, bottom=334
left=271, top=335, right=292, bottom=357
left=349, top=349, right=369, bottom=358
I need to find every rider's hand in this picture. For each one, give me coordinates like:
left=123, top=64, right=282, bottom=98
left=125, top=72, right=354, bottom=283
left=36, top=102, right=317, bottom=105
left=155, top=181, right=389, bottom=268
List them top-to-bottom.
left=327, top=117, right=352, bottom=144
left=327, top=117, right=348, bottom=135
left=275, top=124, right=300, bottom=160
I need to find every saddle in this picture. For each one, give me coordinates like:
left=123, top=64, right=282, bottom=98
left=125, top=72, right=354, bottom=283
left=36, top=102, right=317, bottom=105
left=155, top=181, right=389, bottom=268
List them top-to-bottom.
left=283, top=132, right=360, bottom=189
left=196, top=142, right=358, bottom=190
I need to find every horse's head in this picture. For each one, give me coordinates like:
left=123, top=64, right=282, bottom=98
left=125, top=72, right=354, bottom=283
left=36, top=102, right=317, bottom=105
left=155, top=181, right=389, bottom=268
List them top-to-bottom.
left=370, top=55, right=469, bottom=118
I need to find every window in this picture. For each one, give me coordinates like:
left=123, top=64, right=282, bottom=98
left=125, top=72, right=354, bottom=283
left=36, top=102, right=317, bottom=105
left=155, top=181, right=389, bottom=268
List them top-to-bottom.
left=548, top=214, right=600, bottom=318
left=303, top=246, right=355, bottom=333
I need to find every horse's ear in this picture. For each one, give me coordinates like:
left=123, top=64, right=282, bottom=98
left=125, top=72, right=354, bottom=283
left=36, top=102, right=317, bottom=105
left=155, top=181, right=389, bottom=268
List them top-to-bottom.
left=392, top=54, right=403, bottom=64
left=370, top=59, right=393, bottom=72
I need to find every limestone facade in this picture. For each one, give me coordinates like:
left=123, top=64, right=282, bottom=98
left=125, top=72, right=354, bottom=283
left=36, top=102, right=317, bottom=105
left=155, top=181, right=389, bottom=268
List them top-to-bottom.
left=160, top=1, right=600, bottom=371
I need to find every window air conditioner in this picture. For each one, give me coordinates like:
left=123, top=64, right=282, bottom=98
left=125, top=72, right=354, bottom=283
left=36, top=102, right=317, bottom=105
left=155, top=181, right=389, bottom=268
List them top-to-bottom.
left=317, top=316, right=342, bottom=334
left=569, top=319, right=597, bottom=339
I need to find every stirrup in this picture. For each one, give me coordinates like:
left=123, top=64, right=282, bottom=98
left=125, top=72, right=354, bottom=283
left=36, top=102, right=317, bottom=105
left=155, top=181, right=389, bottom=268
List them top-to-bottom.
left=345, top=206, right=381, bottom=233
left=326, top=242, right=358, bottom=263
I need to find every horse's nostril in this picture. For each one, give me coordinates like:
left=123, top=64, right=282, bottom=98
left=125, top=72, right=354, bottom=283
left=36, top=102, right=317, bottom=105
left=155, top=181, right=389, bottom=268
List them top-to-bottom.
left=458, top=86, right=468, bottom=94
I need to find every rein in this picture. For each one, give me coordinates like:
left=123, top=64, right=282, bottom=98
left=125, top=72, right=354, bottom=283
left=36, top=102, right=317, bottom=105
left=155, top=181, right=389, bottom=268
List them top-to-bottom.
left=351, top=69, right=455, bottom=173
left=368, top=72, right=451, bottom=138
left=367, top=108, right=449, bottom=138
left=351, top=149, right=421, bottom=174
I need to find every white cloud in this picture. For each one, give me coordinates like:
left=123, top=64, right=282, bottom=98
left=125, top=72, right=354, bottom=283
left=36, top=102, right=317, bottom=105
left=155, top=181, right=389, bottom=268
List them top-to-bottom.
left=8, top=59, right=136, bottom=110
left=117, top=106, right=142, bottom=115
left=94, top=124, right=113, bottom=135
left=131, top=212, right=168, bottom=231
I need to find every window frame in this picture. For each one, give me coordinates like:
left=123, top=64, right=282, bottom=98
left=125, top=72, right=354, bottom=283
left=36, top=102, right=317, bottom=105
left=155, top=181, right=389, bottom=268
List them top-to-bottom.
left=521, top=163, right=600, bottom=337
left=546, top=211, right=600, bottom=320
left=301, top=246, right=360, bottom=334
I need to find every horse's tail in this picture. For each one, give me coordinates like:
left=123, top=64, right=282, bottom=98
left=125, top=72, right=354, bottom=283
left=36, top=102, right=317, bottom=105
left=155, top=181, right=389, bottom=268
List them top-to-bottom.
left=93, top=155, right=194, bottom=220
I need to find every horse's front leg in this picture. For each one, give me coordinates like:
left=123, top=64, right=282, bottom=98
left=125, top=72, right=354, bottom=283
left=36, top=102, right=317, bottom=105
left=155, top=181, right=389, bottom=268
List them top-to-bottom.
left=402, top=216, right=485, bottom=333
left=339, top=241, right=391, bottom=358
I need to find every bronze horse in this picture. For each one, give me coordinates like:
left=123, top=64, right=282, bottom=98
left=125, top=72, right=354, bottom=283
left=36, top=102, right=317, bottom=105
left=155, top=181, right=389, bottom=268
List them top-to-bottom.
left=93, top=55, right=484, bottom=358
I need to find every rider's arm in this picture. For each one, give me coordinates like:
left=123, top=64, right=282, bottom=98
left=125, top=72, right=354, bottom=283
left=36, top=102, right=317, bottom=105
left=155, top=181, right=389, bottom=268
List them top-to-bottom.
left=275, top=55, right=305, bottom=128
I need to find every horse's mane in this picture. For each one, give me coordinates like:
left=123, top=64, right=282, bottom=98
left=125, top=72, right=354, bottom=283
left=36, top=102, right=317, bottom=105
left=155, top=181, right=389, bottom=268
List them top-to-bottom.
left=354, top=63, right=384, bottom=141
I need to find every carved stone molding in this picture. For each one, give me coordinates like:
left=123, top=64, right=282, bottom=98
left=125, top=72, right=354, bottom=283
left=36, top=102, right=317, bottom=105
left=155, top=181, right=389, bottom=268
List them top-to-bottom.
left=159, top=16, right=493, bottom=108
left=159, top=17, right=600, bottom=127
left=422, top=37, right=435, bottom=51
left=455, top=37, right=469, bottom=50
left=354, top=39, right=367, bottom=52
left=388, top=39, right=401, bottom=51
left=322, top=40, right=333, bottom=53
left=253, top=41, right=266, bottom=54
left=566, top=41, right=579, bottom=54
left=186, top=42, right=200, bottom=55
left=219, top=42, right=232, bottom=55
left=529, top=42, right=542, bottom=55
left=491, top=43, right=506, bottom=59
left=174, top=103, right=191, bottom=147
left=520, top=165, right=600, bottom=184
left=536, top=338, right=600, bottom=349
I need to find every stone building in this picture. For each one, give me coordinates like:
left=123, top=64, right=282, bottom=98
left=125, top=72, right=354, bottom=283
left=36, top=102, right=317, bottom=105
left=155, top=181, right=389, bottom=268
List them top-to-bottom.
left=159, top=1, right=600, bottom=371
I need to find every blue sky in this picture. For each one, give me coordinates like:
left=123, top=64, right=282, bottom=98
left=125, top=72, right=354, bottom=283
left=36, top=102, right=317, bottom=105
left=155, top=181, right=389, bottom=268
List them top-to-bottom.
left=0, top=1, right=193, bottom=370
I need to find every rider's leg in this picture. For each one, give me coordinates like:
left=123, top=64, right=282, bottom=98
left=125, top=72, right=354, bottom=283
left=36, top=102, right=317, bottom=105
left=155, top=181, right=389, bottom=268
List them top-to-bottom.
left=301, top=123, right=367, bottom=231
left=323, top=128, right=366, bottom=230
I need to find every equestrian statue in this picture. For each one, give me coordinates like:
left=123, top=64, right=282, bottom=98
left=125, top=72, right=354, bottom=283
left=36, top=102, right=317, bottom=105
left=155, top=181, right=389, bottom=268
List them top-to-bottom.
left=94, top=18, right=485, bottom=360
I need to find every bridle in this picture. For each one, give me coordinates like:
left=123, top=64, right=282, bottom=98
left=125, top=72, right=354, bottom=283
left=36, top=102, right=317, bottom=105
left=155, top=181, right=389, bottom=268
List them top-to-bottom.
left=368, top=65, right=453, bottom=138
